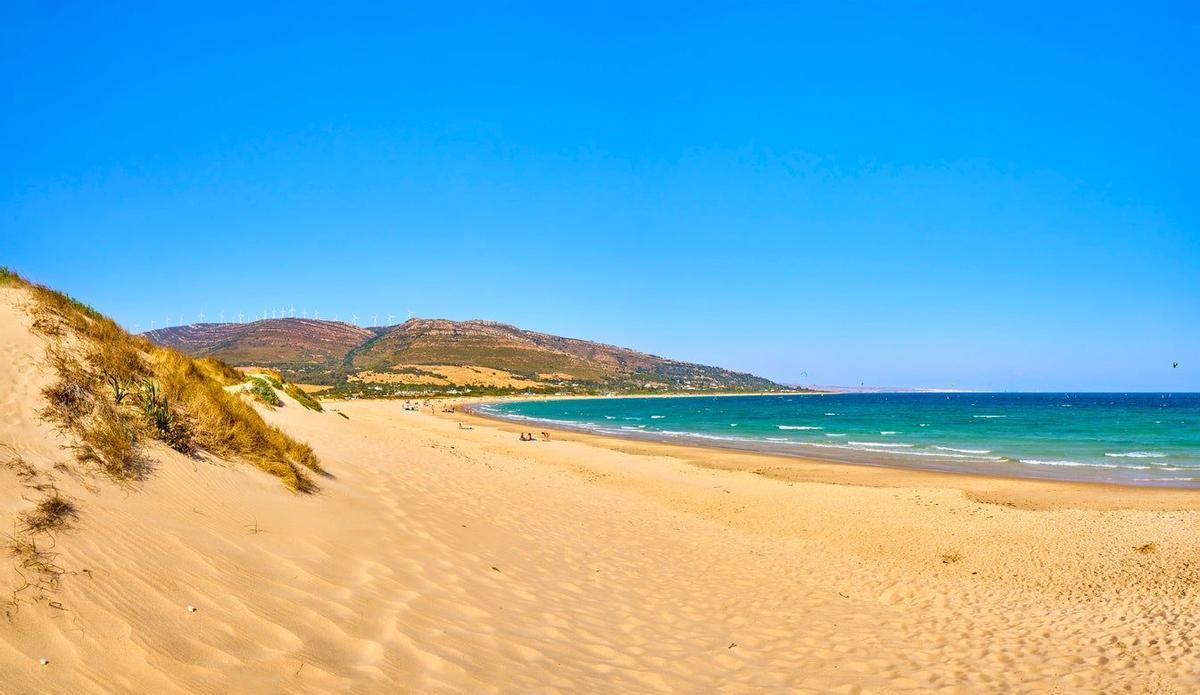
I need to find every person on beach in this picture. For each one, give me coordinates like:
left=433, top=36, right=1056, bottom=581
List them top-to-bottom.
left=541, top=431, right=550, bottom=441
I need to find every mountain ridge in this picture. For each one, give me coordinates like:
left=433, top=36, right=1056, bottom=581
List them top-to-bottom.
left=145, top=317, right=790, bottom=396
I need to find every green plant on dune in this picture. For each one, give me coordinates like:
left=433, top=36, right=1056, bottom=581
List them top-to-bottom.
left=107, top=374, right=130, bottom=404
left=249, top=377, right=283, bottom=407
left=137, top=379, right=192, bottom=453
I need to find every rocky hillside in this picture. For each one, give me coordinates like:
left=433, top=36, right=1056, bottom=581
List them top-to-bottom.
left=145, top=318, right=789, bottom=396
left=146, top=319, right=375, bottom=367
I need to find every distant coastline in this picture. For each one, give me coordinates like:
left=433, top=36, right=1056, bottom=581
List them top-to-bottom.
left=466, top=392, right=1200, bottom=489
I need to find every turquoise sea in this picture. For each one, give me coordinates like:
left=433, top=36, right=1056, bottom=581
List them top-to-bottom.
left=480, top=393, right=1200, bottom=487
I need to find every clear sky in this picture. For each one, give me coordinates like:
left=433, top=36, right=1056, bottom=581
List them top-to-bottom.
left=2, top=2, right=1197, bottom=391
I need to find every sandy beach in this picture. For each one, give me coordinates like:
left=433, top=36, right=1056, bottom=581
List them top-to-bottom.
left=0, top=287, right=1195, bottom=692
left=1, top=414, right=1197, bottom=691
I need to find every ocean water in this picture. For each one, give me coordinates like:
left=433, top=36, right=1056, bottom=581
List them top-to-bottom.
left=480, top=393, right=1200, bottom=487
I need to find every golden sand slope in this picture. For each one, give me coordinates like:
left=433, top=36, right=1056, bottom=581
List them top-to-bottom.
left=1, top=291, right=1199, bottom=691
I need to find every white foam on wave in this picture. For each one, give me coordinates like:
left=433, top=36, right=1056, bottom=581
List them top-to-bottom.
left=824, top=413, right=839, bottom=416
left=651, top=415, right=666, bottom=419
left=973, top=415, right=1006, bottom=419
left=729, top=423, right=738, bottom=427
left=918, top=423, right=930, bottom=427
left=619, top=425, right=647, bottom=430
left=778, top=425, right=822, bottom=430
left=651, top=429, right=775, bottom=446
left=880, top=431, right=900, bottom=435
left=679, top=432, right=740, bottom=442
left=824, top=433, right=846, bottom=437
left=848, top=441, right=914, bottom=448
left=801, top=442, right=1002, bottom=461
left=934, top=446, right=992, bottom=454
left=891, top=449, right=1004, bottom=461
left=1104, top=451, right=1167, bottom=458
left=1019, top=459, right=1119, bottom=469
left=1132, top=477, right=1199, bottom=482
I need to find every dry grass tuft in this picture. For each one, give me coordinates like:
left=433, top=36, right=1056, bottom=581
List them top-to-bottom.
left=195, top=357, right=245, bottom=386
left=0, top=448, right=40, bottom=484
left=20, top=493, right=77, bottom=533
left=5, top=531, right=66, bottom=614
left=1134, top=542, right=1157, bottom=554
left=940, top=551, right=963, bottom=564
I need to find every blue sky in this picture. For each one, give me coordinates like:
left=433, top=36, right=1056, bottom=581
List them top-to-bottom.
left=2, top=2, right=1197, bottom=390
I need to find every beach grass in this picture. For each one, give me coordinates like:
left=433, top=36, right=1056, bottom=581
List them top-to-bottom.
left=8, top=268, right=322, bottom=492
left=284, top=383, right=324, bottom=411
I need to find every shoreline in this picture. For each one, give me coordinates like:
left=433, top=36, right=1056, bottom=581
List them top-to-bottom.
left=459, top=398, right=1200, bottom=511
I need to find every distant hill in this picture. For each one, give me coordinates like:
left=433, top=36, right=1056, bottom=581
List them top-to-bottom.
left=145, top=318, right=790, bottom=397
left=146, top=319, right=374, bottom=366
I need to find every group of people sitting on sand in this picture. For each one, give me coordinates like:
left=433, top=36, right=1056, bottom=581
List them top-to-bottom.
left=519, top=431, right=550, bottom=442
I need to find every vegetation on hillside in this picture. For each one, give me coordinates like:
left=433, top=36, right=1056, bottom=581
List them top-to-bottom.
left=146, top=316, right=796, bottom=396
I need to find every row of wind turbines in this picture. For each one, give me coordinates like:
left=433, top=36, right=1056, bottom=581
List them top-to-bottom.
left=136, top=307, right=416, bottom=333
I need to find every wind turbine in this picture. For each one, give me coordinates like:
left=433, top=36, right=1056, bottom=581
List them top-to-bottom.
left=290, top=305, right=296, bottom=317
left=302, top=308, right=308, bottom=318
left=407, top=308, right=415, bottom=319
left=313, top=309, right=320, bottom=320
left=218, top=310, right=224, bottom=322
left=197, top=311, right=205, bottom=323
left=237, top=312, right=244, bottom=323
left=372, top=313, right=379, bottom=326
left=386, top=313, right=395, bottom=324
left=351, top=314, right=359, bottom=325
left=150, top=319, right=156, bottom=330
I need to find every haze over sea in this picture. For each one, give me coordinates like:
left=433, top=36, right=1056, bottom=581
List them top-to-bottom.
left=485, top=393, right=1200, bottom=487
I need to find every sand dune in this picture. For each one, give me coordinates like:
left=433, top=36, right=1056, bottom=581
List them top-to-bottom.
left=2, top=288, right=1199, bottom=692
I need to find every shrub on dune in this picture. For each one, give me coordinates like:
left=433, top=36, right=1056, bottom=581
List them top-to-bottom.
left=247, top=376, right=284, bottom=407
